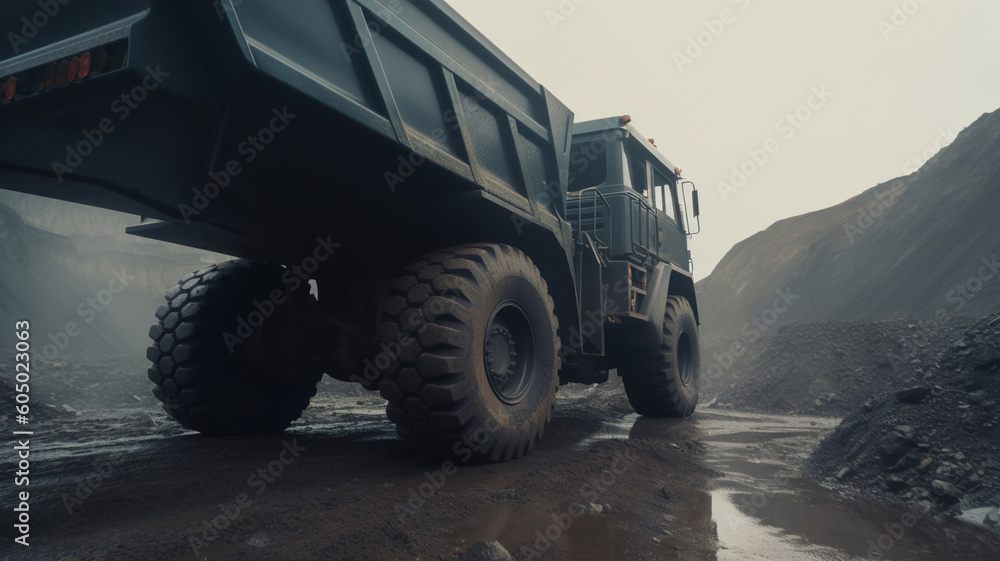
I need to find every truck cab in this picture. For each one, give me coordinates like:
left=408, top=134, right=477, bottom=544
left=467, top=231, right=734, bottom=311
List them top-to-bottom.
left=569, top=115, right=698, bottom=272
left=562, top=116, right=701, bottom=396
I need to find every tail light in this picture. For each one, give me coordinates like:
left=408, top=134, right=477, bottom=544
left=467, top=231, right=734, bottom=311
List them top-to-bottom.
left=0, top=39, right=128, bottom=104
left=78, top=52, right=92, bottom=80
left=67, top=57, right=81, bottom=83
left=1, top=77, right=15, bottom=101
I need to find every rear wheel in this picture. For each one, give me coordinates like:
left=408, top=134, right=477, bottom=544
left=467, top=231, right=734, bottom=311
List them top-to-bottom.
left=377, top=244, right=560, bottom=462
left=146, top=260, right=322, bottom=434
left=620, top=296, right=700, bottom=417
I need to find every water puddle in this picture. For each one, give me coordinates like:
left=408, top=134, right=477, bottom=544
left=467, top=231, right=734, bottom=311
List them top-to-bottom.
left=701, top=410, right=997, bottom=561
left=713, top=489, right=849, bottom=560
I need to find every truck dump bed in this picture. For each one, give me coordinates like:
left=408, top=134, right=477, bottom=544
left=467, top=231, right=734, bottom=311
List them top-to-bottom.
left=0, top=0, right=573, bottom=261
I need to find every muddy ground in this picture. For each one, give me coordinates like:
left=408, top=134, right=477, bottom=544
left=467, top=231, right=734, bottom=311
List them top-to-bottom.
left=5, top=363, right=1000, bottom=561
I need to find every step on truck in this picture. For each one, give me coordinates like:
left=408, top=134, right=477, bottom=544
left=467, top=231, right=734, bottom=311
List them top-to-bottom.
left=0, top=0, right=702, bottom=462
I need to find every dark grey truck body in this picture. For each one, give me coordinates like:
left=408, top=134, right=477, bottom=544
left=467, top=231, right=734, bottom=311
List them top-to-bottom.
left=0, top=0, right=697, bottom=384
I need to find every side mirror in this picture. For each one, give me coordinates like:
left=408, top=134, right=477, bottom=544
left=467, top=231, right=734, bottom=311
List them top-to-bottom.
left=679, top=180, right=701, bottom=236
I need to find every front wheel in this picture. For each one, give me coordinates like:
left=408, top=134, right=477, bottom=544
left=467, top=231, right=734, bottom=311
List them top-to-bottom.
left=377, top=244, right=560, bottom=462
left=620, top=296, right=700, bottom=417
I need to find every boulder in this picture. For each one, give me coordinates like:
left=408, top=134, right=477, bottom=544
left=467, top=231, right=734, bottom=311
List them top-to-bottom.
left=895, top=387, right=931, bottom=404
left=877, top=432, right=912, bottom=464
left=886, top=476, right=908, bottom=492
left=930, top=480, right=964, bottom=504
left=459, top=541, right=514, bottom=561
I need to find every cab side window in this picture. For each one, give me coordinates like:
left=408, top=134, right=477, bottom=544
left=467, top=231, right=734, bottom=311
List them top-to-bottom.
left=569, top=141, right=608, bottom=190
left=626, top=144, right=649, bottom=196
left=653, top=169, right=677, bottom=222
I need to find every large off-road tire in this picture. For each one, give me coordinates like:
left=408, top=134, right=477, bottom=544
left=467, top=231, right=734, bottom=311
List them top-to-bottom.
left=377, top=244, right=560, bottom=462
left=145, top=260, right=320, bottom=435
left=621, top=296, right=700, bottom=417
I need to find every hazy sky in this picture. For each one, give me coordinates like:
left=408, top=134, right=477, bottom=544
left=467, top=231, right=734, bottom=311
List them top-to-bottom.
left=445, top=0, right=1000, bottom=278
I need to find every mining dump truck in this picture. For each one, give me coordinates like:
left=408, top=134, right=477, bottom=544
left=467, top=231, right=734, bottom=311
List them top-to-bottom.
left=0, top=0, right=701, bottom=461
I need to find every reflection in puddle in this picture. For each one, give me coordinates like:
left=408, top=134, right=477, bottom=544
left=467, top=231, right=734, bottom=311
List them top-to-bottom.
left=699, top=410, right=1000, bottom=561
left=573, top=413, right=639, bottom=450
left=713, top=489, right=850, bottom=561
left=455, top=499, right=616, bottom=561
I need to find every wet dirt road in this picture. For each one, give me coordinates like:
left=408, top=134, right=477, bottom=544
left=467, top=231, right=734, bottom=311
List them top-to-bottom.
left=6, top=379, right=1000, bottom=561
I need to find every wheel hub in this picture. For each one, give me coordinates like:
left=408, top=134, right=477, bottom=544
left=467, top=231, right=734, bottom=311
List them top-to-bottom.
left=483, top=301, right=535, bottom=403
left=485, top=326, right=518, bottom=385
left=677, top=330, right=695, bottom=387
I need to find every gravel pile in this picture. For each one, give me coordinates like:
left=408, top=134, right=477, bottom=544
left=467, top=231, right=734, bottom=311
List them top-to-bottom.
left=808, top=313, right=1000, bottom=522
left=702, top=318, right=975, bottom=415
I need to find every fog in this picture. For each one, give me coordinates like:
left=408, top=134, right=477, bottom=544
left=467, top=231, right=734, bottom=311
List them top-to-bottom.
left=0, top=192, right=220, bottom=363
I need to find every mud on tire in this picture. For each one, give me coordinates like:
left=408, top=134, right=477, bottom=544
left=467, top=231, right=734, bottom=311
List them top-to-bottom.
left=377, top=244, right=560, bottom=462
left=146, top=260, right=320, bottom=435
left=621, top=296, right=700, bottom=417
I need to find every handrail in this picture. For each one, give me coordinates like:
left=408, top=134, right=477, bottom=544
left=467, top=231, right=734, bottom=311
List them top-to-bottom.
left=568, top=187, right=612, bottom=248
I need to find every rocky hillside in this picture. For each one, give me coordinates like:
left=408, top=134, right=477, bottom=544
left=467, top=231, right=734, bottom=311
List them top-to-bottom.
left=696, top=108, right=1000, bottom=338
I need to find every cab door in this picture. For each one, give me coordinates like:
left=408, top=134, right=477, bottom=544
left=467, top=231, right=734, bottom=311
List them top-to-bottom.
left=651, top=169, right=688, bottom=266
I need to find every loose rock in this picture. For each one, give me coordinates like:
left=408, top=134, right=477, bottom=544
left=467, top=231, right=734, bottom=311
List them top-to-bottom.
left=459, top=541, right=514, bottom=561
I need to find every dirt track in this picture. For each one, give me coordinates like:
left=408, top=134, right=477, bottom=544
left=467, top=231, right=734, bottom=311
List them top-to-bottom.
left=6, top=370, right=1000, bottom=561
